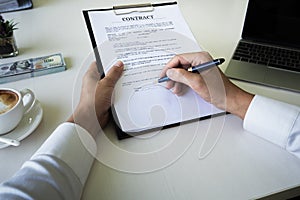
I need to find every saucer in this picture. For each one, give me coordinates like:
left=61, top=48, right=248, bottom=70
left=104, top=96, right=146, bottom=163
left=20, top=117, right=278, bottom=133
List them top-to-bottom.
left=0, top=100, right=43, bottom=149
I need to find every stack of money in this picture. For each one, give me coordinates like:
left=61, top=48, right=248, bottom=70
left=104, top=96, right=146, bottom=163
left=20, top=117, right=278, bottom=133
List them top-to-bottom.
left=0, top=53, right=66, bottom=84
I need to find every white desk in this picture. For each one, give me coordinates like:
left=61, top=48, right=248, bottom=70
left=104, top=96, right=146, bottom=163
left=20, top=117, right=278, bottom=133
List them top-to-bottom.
left=0, top=0, right=300, bottom=199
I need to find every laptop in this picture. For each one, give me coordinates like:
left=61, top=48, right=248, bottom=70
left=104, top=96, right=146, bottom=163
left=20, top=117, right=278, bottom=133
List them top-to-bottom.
left=225, top=0, right=300, bottom=93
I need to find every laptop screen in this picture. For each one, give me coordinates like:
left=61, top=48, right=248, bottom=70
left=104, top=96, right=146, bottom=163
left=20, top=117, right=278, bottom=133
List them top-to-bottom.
left=242, top=0, right=300, bottom=49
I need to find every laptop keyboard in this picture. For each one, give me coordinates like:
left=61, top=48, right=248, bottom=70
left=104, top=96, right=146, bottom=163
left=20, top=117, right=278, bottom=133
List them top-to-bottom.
left=232, top=42, right=300, bottom=72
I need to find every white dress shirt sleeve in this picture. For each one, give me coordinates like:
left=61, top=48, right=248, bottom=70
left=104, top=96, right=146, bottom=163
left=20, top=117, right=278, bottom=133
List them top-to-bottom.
left=243, top=95, right=300, bottom=159
left=0, top=122, right=97, bottom=200
left=33, top=122, right=97, bottom=184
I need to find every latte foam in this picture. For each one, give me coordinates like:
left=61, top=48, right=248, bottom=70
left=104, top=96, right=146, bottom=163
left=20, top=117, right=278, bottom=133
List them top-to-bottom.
left=0, top=91, right=19, bottom=114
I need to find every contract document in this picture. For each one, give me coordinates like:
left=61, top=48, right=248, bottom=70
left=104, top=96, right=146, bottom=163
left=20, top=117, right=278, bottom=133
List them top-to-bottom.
left=83, top=2, right=224, bottom=136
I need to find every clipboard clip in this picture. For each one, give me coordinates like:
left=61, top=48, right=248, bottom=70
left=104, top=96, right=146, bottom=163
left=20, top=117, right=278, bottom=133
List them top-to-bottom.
left=113, top=3, right=154, bottom=15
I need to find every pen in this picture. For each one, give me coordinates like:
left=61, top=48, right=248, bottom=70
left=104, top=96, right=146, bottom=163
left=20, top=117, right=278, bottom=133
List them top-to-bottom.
left=157, top=58, right=225, bottom=83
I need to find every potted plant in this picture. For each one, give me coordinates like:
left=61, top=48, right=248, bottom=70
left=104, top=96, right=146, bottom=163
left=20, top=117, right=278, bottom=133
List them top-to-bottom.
left=0, top=15, right=18, bottom=58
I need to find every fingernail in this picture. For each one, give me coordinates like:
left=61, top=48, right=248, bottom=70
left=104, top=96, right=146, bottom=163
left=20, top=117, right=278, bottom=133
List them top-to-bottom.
left=114, top=61, right=123, bottom=67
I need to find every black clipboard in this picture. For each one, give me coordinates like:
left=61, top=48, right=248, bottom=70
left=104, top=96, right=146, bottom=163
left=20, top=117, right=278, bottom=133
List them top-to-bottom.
left=83, top=2, right=225, bottom=140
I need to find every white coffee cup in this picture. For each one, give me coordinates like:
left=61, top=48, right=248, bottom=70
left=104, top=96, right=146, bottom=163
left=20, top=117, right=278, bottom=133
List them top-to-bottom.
left=0, top=88, right=35, bottom=135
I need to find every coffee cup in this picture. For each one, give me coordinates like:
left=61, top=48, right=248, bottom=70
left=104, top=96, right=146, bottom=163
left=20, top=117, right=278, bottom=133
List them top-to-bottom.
left=0, top=88, right=35, bottom=135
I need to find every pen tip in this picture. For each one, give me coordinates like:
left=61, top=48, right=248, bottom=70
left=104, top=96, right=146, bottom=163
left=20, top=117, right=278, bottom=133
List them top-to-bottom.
left=153, top=80, right=158, bottom=84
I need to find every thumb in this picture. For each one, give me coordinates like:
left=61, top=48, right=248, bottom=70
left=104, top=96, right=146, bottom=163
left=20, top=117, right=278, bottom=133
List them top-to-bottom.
left=102, top=61, right=124, bottom=86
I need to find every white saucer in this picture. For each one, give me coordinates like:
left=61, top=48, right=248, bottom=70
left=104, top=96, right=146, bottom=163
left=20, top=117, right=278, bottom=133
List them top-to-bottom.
left=0, top=100, right=43, bottom=149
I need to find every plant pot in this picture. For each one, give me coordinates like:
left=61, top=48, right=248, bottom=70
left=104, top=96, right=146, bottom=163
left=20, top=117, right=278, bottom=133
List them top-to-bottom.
left=0, top=36, right=18, bottom=58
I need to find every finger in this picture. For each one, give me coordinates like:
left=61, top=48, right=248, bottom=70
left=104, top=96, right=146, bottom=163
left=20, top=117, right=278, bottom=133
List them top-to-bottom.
left=161, top=51, right=214, bottom=76
left=188, top=51, right=214, bottom=66
left=160, top=54, right=191, bottom=77
left=83, top=61, right=101, bottom=84
left=87, top=61, right=99, bottom=75
left=94, top=61, right=124, bottom=119
left=102, top=61, right=124, bottom=87
left=165, top=68, right=192, bottom=95
left=166, top=68, right=203, bottom=91
left=166, top=68, right=191, bottom=84
left=165, top=79, right=175, bottom=89
left=172, top=82, right=189, bottom=96
left=172, top=82, right=184, bottom=95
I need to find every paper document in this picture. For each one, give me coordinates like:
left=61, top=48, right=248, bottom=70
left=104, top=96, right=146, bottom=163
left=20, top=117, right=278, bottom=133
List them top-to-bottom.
left=84, top=2, right=223, bottom=133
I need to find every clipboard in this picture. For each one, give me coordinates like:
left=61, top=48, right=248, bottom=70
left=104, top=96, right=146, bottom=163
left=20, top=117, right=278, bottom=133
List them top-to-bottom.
left=83, top=2, right=225, bottom=140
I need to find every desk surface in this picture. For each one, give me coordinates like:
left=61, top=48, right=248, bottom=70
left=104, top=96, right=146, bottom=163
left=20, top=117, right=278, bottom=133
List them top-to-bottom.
left=1, top=0, right=300, bottom=199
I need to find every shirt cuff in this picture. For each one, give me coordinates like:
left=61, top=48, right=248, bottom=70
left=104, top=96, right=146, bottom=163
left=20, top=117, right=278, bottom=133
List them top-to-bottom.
left=243, top=95, right=299, bottom=148
left=31, top=122, right=97, bottom=185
